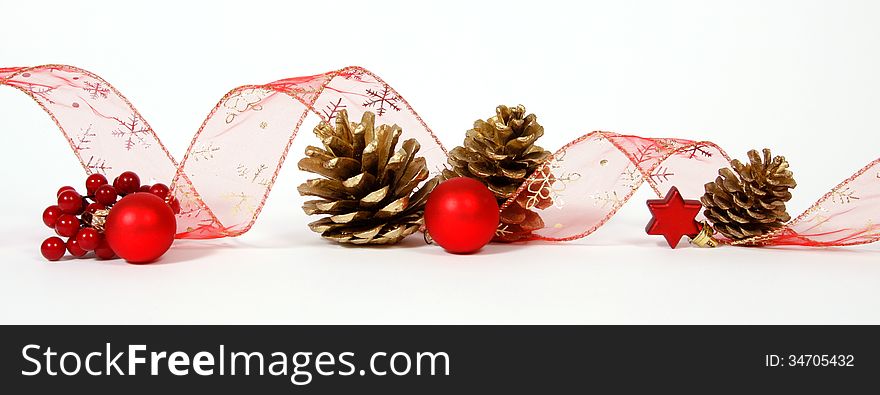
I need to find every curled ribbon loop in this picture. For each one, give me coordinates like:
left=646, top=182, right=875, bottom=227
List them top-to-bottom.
left=2, top=65, right=878, bottom=246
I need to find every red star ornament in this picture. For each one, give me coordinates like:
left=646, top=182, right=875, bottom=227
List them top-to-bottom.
left=645, top=186, right=702, bottom=248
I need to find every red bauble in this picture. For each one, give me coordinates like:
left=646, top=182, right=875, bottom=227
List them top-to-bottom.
left=113, top=171, right=141, bottom=195
left=85, top=173, right=108, bottom=195
left=424, top=177, right=499, bottom=254
left=149, top=183, right=170, bottom=200
left=94, top=184, right=118, bottom=205
left=56, top=186, right=75, bottom=197
left=57, top=189, right=84, bottom=214
left=104, top=192, right=176, bottom=263
left=169, top=197, right=181, bottom=214
left=85, top=202, right=106, bottom=214
left=42, top=205, right=63, bottom=228
left=54, top=214, right=81, bottom=237
left=76, top=227, right=101, bottom=251
left=66, top=236, right=88, bottom=258
left=40, top=237, right=66, bottom=261
left=94, top=238, right=116, bottom=260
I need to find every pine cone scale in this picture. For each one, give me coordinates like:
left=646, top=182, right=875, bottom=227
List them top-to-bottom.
left=499, top=165, right=528, bottom=180
left=360, top=186, right=389, bottom=207
left=375, top=196, right=409, bottom=219
left=303, top=199, right=359, bottom=215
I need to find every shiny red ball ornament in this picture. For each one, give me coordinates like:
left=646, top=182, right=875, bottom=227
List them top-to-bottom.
left=113, top=171, right=141, bottom=195
left=85, top=173, right=108, bottom=195
left=424, top=177, right=500, bottom=254
left=149, top=183, right=170, bottom=200
left=94, top=184, right=118, bottom=205
left=56, top=186, right=75, bottom=197
left=57, top=189, right=84, bottom=214
left=104, top=192, right=176, bottom=264
left=169, top=197, right=181, bottom=214
left=85, top=202, right=106, bottom=214
left=42, top=205, right=63, bottom=228
left=54, top=214, right=80, bottom=238
left=76, top=227, right=101, bottom=251
left=66, top=236, right=87, bottom=258
left=41, top=237, right=66, bottom=261
left=94, top=238, right=116, bottom=260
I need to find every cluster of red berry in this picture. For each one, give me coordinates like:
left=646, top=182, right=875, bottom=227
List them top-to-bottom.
left=40, top=171, right=179, bottom=261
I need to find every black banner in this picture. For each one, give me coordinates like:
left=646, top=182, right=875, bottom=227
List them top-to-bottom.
left=0, top=326, right=876, bottom=392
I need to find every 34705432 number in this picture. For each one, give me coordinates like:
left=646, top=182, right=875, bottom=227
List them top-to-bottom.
left=764, top=354, right=854, bottom=367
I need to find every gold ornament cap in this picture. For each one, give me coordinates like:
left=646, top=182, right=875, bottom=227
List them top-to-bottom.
left=690, top=221, right=719, bottom=248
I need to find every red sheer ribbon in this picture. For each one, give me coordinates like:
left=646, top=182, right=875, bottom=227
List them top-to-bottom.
left=2, top=65, right=878, bottom=246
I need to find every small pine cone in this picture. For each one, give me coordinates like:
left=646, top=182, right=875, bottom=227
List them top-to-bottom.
left=442, top=105, right=553, bottom=241
left=298, top=110, right=439, bottom=244
left=701, top=148, right=796, bottom=242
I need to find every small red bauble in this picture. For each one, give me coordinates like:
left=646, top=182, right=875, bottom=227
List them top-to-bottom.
left=113, top=171, right=141, bottom=195
left=85, top=173, right=108, bottom=195
left=424, top=177, right=500, bottom=254
left=149, top=183, right=170, bottom=200
left=94, top=184, right=118, bottom=205
left=56, top=186, right=75, bottom=197
left=57, top=189, right=84, bottom=214
left=104, top=192, right=176, bottom=263
left=169, top=197, right=181, bottom=214
left=85, top=202, right=106, bottom=214
left=42, top=205, right=63, bottom=228
left=54, top=214, right=81, bottom=238
left=76, top=227, right=101, bottom=251
left=66, top=236, right=88, bottom=258
left=40, top=237, right=66, bottom=261
left=94, top=238, right=116, bottom=260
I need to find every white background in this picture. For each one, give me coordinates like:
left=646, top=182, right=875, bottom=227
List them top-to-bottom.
left=1, top=0, right=878, bottom=323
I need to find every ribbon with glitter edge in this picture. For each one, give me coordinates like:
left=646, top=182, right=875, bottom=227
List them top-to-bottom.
left=2, top=65, right=878, bottom=247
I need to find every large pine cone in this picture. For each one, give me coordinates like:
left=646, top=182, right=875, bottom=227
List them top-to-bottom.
left=442, top=105, right=552, bottom=241
left=298, top=110, right=438, bottom=244
left=701, top=148, right=796, bottom=242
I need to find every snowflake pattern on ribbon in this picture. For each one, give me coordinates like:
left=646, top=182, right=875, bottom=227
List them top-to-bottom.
left=363, top=86, right=401, bottom=116
left=112, top=115, right=152, bottom=150
left=523, top=149, right=581, bottom=210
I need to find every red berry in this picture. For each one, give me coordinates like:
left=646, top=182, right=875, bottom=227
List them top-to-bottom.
left=113, top=171, right=141, bottom=195
left=85, top=174, right=109, bottom=195
left=149, top=183, right=170, bottom=200
left=94, top=185, right=118, bottom=205
left=139, top=185, right=151, bottom=193
left=57, top=186, right=76, bottom=197
left=57, top=190, right=84, bottom=214
left=170, top=197, right=181, bottom=214
left=85, top=202, right=106, bottom=214
left=42, top=205, right=63, bottom=228
left=54, top=214, right=81, bottom=237
left=76, top=227, right=100, bottom=251
left=66, top=236, right=87, bottom=258
left=41, top=237, right=66, bottom=261
left=94, top=238, right=116, bottom=260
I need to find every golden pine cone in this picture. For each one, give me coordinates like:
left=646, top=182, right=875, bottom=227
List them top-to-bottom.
left=442, top=105, right=553, bottom=241
left=298, top=110, right=439, bottom=244
left=701, top=148, right=796, bottom=242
